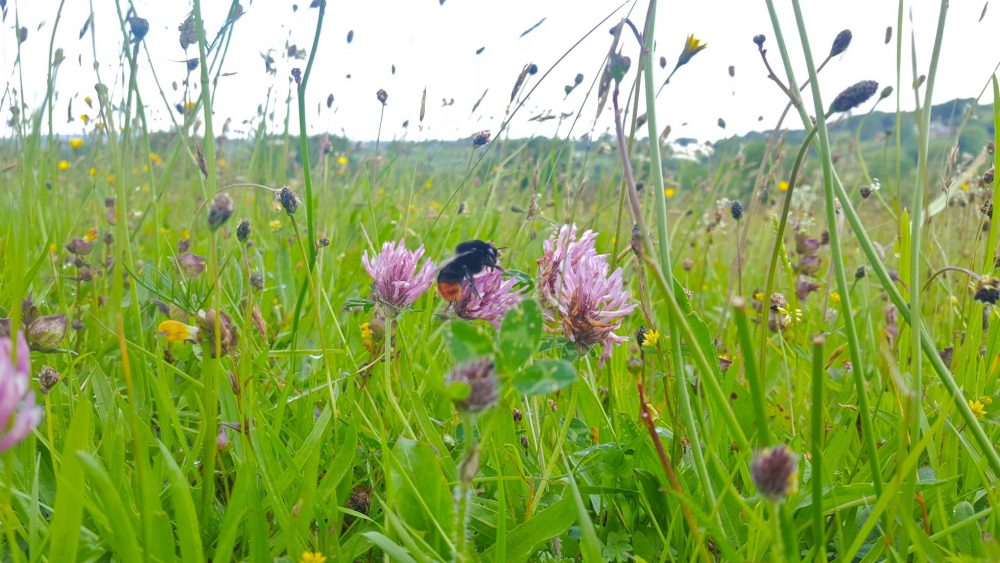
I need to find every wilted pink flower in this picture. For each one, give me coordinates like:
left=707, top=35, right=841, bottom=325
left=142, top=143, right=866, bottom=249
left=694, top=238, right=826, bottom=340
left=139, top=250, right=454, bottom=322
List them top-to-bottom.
left=538, top=225, right=636, bottom=365
left=362, top=240, right=436, bottom=315
left=177, top=253, right=206, bottom=279
left=454, top=269, right=524, bottom=328
left=794, top=276, right=821, bottom=301
left=1, top=333, right=42, bottom=452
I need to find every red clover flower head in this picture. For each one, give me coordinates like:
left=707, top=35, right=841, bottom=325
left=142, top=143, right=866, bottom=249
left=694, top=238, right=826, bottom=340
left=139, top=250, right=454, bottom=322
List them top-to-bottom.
left=362, top=240, right=436, bottom=316
left=0, top=333, right=42, bottom=452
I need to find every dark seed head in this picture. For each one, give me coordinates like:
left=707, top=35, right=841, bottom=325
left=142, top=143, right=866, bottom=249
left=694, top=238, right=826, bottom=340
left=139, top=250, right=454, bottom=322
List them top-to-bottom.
left=128, top=16, right=149, bottom=43
left=829, top=29, right=852, bottom=57
left=752, top=34, right=766, bottom=48
left=527, top=63, right=538, bottom=75
left=828, top=80, right=879, bottom=115
left=879, top=86, right=894, bottom=100
left=376, top=89, right=388, bottom=105
left=473, top=130, right=491, bottom=147
left=279, top=187, right=300, bottom=215
left=208, top=192, right=234, bottom=230
left=730, top=200, right=744, bottom=220
left=236, top=219, right=251, bottom=243
left=855, top=266, right=866, bottom=280
left=250, top=270, right=264, bottom=291
left=974, top=277, right=1000, bottom=305
left=512, top=408, right=523, bottom=423
left=751, top=445, right=798, bottom=501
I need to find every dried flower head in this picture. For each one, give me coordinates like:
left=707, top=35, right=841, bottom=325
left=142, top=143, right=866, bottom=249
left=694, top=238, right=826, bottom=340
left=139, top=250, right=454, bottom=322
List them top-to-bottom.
left=829, top=29, right=852, bottom=57
left=753, top=34, right=766, bottom=48
left=827, top=80, right=879, bottom=116
left=376, top=89, right=388, bottom=105
left=473, top=130, right=491, bottom=147
left=208, top=192, right=234, bottom=230
left=65, top=237, right=93, bottom=256
left=361, top=240, right=436, bottom=316
left=454, top=269, right=524, bottom=328
left=197, top=309, right=238, bottom=357
left=0, top=333, right=42, bottom=452
left=445, top=358, right=499, bottom=413
left=37, top=365, right=60, bottom=394
left=751, top=445, right=798, bottom=501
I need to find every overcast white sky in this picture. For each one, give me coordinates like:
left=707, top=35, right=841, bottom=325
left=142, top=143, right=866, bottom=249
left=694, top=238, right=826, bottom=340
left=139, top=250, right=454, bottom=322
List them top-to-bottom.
left=1, top=0, right=997, bottom=143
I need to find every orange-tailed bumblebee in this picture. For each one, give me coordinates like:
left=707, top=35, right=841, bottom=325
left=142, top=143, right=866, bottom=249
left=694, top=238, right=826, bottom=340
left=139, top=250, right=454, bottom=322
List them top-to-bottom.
left=437, top=240, right=502, bottom=302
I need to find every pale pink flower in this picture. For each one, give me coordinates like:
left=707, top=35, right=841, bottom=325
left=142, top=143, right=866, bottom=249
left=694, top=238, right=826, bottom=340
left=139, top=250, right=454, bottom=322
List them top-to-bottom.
left=537, top=225, right=636, bottom=364
left=361, top=240, right=436, bottom=315
left=454, top=268, right=525, bottom=328
left=1, top=332, right=42, bottom=452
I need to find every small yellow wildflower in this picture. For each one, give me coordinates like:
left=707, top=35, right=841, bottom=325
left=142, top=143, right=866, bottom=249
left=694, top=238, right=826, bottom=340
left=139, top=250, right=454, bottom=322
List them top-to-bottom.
left=677, top=35, right=707, bottom=67
left=84, top=95, right=93, bottom=108
left=184, top=101, right=196, bottom=112
left=80, top=114, right=90, bottom=124
left=69, top=138, right=85, bottom=150
left=150, top=152, right=163, bottom=166
left=336, top=155, right=348, bottom=166
left=216, top=159, right=226, bottom=169
left=58, top=160, right=71, bottom=171
left=142, top=164, right=150, bottom=173
left=89, top=167, right=97, bottom=177
left=107, top=175, right=116, bottom=184
left=424, top=179, right=433, bottom=189
left=778, top=180, right=789, bottom=192
left=960, top=182, right=970, bottom=191
left=665, top=187, right=676, bottom=198
left=269, top=219, right=282, bottom=231
left=84, top=228, right=99, bottom=242
left=181, top=229, right=191, bottom=239
left=49, top=243, right=57, bottom=256
left=754, top=291, right=765, bottom=302
left=829, top=291, right=841, bottom=304
left=157, top=320, right=199, bottom=343
left=361, top=322, right=373, bottom=340
left=642, top=329, right=661, bottom=348
left=969, top=399, right=987, bottom=419
left=300, top=552, right=327, bottom=563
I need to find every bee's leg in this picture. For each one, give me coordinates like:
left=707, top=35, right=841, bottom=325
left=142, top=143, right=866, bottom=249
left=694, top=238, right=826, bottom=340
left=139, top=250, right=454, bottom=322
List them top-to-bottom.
left=465, top=267, right=482, bottom=298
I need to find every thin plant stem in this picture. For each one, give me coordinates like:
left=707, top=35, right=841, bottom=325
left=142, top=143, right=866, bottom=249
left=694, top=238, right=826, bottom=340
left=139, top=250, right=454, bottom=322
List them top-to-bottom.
left=810, top=334, right=826, bottom=561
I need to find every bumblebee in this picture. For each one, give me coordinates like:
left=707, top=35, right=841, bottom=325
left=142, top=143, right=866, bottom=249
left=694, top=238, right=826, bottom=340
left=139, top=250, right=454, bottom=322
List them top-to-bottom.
left=437, top=240, right=502, bottom=302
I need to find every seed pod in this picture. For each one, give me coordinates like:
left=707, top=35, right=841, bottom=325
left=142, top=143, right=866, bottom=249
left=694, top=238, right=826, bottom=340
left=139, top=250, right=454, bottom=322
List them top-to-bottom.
left=376, top=89, right=388, bottom=105
left=730, top=200, right=744, bottom=220
left=197, top=309, right=238, bottom=357
left=27, top=314, right=68, bottom=352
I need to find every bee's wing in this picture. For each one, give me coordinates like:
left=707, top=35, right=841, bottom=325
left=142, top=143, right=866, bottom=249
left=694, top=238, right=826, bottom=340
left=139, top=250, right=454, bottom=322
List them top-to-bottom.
left=435, top=249, right=476, bottom=273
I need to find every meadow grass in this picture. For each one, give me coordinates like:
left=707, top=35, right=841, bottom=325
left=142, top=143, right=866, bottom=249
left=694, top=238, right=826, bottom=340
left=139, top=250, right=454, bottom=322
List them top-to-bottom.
left=2, top=0, right=1000, bottom=561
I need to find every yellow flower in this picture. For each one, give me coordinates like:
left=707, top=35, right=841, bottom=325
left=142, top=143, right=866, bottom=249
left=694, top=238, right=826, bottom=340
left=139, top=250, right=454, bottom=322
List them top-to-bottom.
left=674, top=34, right=707, bottom=69
left=83, top=95, right=93, bottom=108
left=184, top=101, right=196, bottom=112
left=80, top=114, right=90, bottom=124
left=69, top=138, right=85, bottom=150
left=150, top=151, right=163, bottom=166
left=336, top=155, right=348, bottom=166
left=58, top=160, right=71, bottom=171
left=89, top=167, right=97, bottom=177
left=107, top=174, right=116, bottom=184
left=424, top=179, right=433, bottom=189
left=778, top=180, right=789, bottom=192
left=961, top=182, right=970, bottom=191
left=664, top=187, right=676, bottom=198
left=269, top=219, right=282, bottom=231
left=84, top=228, right=99, bottom=242
left=181, top=229, right=191, bottom=239
left=49, top=243, right=57, bottom=256
left=754, top=291, right=764, bottom=302
left=829, top=291, right=840, bottom=304
left=157, top=320, right=199, bottom=343
left=361, top=322, right=373, bottom=340
left=641, top=329, right=660, bottom=348
left=983, top=396, right=994, bottom=406
left=969, top=399, right=987, bottom=420
left=300, top=552, right=327, bottom=563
